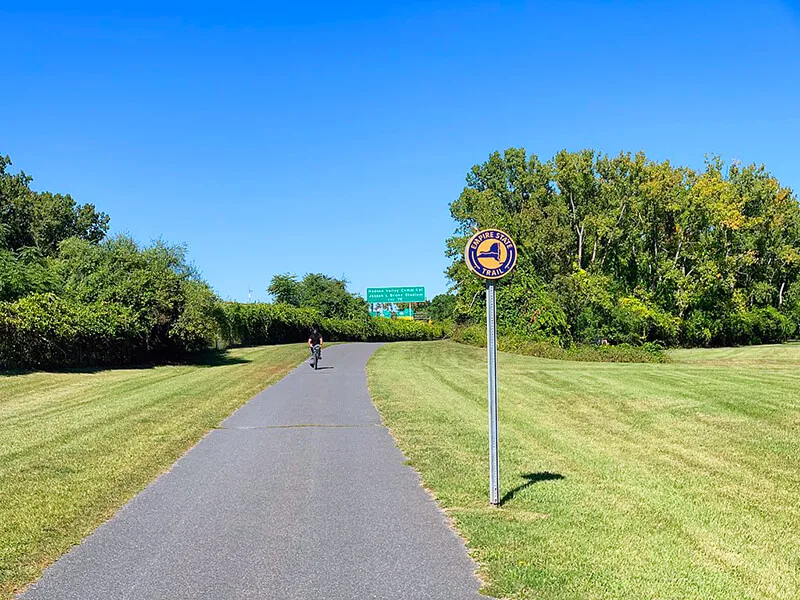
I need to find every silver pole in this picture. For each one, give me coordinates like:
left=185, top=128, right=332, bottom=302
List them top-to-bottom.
left=486, top=281, right=500, bottom=505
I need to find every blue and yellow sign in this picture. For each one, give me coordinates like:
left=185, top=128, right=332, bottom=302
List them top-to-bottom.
left=465, top=229, right=517, bottom=279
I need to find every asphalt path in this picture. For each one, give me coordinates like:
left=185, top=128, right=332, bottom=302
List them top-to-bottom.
left=20, top=343, right=486, bottom=600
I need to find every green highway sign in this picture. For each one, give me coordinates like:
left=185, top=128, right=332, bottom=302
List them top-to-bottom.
left=366, top=286, right=425, bottom=303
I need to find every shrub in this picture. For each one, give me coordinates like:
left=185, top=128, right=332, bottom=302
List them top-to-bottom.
left=495, top=273, right=570, bottom=343
left=170, top=281, right=224, bottom=352
left=0, top=293, right=145, bottom=370
left=428, top=293, right=457, bottom=323
left=611, top=296, right=681, bottom=345
left=1, top=297, right=448, bottom=371
left=218, top=302, right=446, bottom=347
left=685, top=306, right=795, bottom=347
left=721, top=307, right=795, bottom=345
left=749, top=307, right=795, bottom=343
left=683, top=311, right=717, bottom=347
left=449, top=324, right=487, bottom=347
left=450, top=326, right=668, bottom=363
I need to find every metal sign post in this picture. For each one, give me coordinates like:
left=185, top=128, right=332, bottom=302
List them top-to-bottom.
left=464, top=228, right=517, bottom=507
left=464, top=229, right=517, bottom=506
left=486, top=281, right=500, bottom=505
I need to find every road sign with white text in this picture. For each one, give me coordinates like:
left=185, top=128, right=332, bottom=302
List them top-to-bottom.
left=366, top=287, right=425, bottom=303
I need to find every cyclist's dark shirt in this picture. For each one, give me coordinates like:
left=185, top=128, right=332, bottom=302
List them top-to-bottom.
left=309, top=331, right=322, bottom=345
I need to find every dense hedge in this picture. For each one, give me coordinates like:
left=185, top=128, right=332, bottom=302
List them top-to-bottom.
left=7, top=292, right=789, bottom=370
left=0, top=293, right=146, bottom=370
left=0, top=297, right=447, bottom=371
left=218, top=302, right=446, bottom=347
left=686, top=307, right=796, bottom=347
left=449, top=324, right=668, bottom=363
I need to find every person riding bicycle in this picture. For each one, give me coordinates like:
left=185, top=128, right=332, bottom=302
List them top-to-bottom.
left=308, top=326, right=323, bottom=365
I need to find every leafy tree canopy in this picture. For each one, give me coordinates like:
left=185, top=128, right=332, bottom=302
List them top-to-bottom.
left=447, top=148, right=800, bottom=346
left=0, top=154, right=110, bottom=302
left=0, top=155, right=109, bottom=254
left=55, top=235, right=218, bottom=350
left=268, top=272, right=368, bottom=320
left=428, top=293, right=457, bottom=322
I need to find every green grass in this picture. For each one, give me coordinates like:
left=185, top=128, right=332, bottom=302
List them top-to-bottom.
left=367, top=341, right=800, bottom=599
left=0, top=344, right=306, bottom=600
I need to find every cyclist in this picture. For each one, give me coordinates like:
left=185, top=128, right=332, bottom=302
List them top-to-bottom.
left=308, top=325, right=323, bottom=366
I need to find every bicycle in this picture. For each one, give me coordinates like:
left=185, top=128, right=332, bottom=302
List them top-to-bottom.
left=311, top=344, right=322, bottom=370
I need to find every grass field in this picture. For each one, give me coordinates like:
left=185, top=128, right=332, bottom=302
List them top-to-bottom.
left=367, top=341, right=800, bottom=599
left=0, top=344, right=306, bottom=600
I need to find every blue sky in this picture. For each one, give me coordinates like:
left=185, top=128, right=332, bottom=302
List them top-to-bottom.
left=2, top=1, right=799, bottom=301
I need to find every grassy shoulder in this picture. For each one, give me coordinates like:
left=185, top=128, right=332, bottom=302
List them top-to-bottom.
left=367, top=341, right=800, bottom=600
left=0, top=344, right=306, bottom=600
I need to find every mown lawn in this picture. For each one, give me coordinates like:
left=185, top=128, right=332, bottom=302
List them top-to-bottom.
left=367, top=341, right=800, bottom=600
left=0, top=344, right=306, bottom=600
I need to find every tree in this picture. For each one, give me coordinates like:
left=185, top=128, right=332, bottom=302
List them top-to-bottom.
left=446, top=148, right=800, bottom=346
left=0, top=153, right=219, bottom=359
left=0, top=155, right=109, bottom=255
left=0, top=155, right=35, bottom=250
left=31, top=191, right=109, bottom=254
left=56, top=235, right=217, bottom=352
left=0, top=247, right=58, bottom=301
left=267, top=272, right=368, bottom=319
left=267, top=273, right=302, bottom=306
left=428, top=293, right=456, bottom=322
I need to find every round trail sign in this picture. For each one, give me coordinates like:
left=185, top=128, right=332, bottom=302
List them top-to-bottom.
left=464, top=229, right=517, bottom=279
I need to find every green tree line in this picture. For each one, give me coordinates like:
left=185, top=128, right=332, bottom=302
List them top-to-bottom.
left=5, top=145, right=798, bottom=369
left=444, top=148, right=800, bottom=346
left=0, top=154, right=442, bottom=369
left=1, top=154, right=222, bottom=363
left=267, top=272, right=368, bottom=319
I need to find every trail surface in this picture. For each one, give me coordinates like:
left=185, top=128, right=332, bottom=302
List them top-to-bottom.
left=20, top=343, right=485, bottom=600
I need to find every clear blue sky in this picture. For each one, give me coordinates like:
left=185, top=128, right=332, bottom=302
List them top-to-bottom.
left=2, top=1, right=799, bottom=301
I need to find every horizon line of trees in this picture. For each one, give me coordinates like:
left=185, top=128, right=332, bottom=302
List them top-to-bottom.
left=5, top=145, right=800, bottom=370
left=443, top=148, right=800, bottom=347
left=1, top=153, right=440, bottom=369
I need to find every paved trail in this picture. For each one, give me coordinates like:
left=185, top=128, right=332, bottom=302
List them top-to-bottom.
left=21, top=343, right=485, bottom=600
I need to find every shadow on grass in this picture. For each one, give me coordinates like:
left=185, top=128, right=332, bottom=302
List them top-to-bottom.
left=0, top=350, right=251, bottom=377
left=189, top=351, right=252, bottom=368
left=501, top=471, right=565, bottom=506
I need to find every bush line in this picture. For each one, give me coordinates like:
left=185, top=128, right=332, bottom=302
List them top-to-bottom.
left=0, top=295, right=446, bottom=370
left=449, top=324, right=669, bottom=363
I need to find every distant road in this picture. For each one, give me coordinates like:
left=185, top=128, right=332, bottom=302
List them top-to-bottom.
left=20, top=343, right=486, bottom=600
